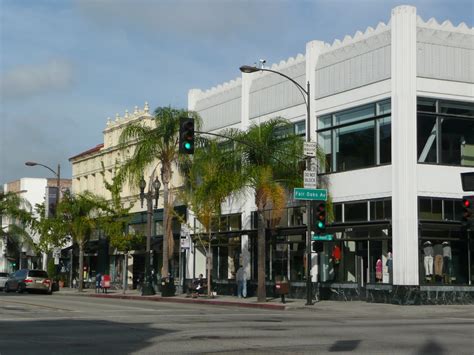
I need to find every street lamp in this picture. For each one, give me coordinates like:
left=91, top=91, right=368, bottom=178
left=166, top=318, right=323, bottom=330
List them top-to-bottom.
left=240, top=65, right=314, bottom=305
left=25, top=161, right=61, bottom=197
left=139, top=175, right=161, bottom=296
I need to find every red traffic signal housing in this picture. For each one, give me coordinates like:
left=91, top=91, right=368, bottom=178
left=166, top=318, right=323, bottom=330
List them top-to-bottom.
left=462, top=196, right=474, bottom=229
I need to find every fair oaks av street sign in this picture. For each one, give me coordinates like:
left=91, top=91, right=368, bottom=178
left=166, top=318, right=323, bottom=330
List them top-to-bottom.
left=294, top=188, right=327, bottom=201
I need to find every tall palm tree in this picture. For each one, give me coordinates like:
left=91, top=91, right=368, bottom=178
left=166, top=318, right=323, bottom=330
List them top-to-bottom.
left=118, top=106, right=200, bottom=278
left=237, top=118, right=304, bottom=302
left=180, top=137, right=244, bottom=296
left=57, top=191, right=105, bottom=292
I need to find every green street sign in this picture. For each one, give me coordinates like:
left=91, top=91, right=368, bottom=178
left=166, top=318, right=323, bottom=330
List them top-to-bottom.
left=294, top=188, right=327, bottom=201
left=312, top=234, right=333, bottom=241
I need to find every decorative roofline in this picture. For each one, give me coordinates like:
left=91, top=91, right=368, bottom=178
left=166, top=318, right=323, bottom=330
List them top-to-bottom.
left=417, top=16, right=473, bottom=35
left=104, top=102, right=152, bottom=131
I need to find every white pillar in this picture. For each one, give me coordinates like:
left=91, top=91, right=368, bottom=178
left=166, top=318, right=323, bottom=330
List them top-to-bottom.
left=391, top=5, right=419, bottom=285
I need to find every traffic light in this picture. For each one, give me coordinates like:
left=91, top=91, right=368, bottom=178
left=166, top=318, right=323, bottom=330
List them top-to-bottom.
left=179, top=117, right=194, bottom=154
left=462, top=195, right=474, bottom=229
left=315, top=202, right=326, bottom=234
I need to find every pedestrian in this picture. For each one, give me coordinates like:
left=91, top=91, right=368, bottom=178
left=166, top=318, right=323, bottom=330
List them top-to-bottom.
left=236, top=265, right=247, bottom=298
left=95, top=272, right=102, bottom=293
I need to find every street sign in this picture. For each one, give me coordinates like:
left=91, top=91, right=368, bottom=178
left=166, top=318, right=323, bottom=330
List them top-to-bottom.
left=303, top=142, right=317, bottom=157
left=304, top=170, right=317, bottom=189
left=294, top=188, right=327, bottom=201
left=311, top=234, right=333, bottom=241
left=180, top=237, right=190, bottom=249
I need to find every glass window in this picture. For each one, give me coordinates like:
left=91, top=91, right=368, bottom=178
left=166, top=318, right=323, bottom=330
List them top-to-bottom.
left=417, top=98, right=436, bottom=112
left=377, top=100, right=391, bottom=115
left=440, top=101, right=474, bottom=117
left=335, top=104, right=374, bottom=126
left=318, top=115, right=332, bottom=130
left=417, top=115, right=437, bottom=163
left=379, top=116, right=391, bottom=164
left=441, top=118, right=474, bottom=166
left=294, top=121, right=306, bottom=136
left=336, top=121, right=375, bottom=171
left=318, top=131, right=332, bottom=173
left=419, top=198, right=432, bottom=220
left=432, top=199, right=442, bottom=220
left=384, top=200, right=392, bottom=220
left=444, top=200, right=454, bottom=221
left=344, top=202, right=368, bottom=222
left=334, top=204, right=342, bottom=222
left=289, top=207, right=304, bottom=226
left=229, top=214, right=241, bottom=231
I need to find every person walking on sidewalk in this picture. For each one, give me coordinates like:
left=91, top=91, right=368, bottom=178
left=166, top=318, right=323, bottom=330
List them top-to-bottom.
left=236, top=265, right=247, bottom=298
left=95, top=273, right=102, bottom=294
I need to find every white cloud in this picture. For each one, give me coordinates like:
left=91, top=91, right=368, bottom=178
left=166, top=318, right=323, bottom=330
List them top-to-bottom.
left=1, top=59, right=74, bottom=99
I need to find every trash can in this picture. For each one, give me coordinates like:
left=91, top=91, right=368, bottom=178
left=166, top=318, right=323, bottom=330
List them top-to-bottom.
left=160, top=276, right=176, bottom=297
left=275, top=280, right=289, bottom=304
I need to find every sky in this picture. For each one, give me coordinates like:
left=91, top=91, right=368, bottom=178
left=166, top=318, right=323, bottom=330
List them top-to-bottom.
left=0, top=0, right=472, bottom=184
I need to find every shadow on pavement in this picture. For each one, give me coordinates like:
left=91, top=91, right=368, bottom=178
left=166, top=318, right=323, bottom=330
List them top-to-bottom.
left=0, top=318, right=174, bottom=355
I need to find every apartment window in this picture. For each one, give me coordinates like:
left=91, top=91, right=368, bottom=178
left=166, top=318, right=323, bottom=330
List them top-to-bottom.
left=417, top=98, right=474, bottom=166
left=317, top=99, right=391, bottom=173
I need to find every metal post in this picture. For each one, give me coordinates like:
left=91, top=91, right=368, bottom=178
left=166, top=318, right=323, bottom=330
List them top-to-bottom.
left=305, top=81, right=313, bottom=306
left=142, top=192, right=155, bottom=295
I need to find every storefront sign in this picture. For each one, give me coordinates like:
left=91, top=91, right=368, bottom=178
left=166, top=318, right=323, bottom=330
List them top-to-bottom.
left=294, top=188, right=327, bottom=201
left=311, top=234, right=333, bottom=241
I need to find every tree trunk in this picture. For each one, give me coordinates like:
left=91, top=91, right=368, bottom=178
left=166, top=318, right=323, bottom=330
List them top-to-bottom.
left=161, top=165, right=171, bottom=278
left=257, top=210, right=266, bottom=302
left=78, top=243, right=84, bottom=292
left=122, top=252, right=128, bottom=294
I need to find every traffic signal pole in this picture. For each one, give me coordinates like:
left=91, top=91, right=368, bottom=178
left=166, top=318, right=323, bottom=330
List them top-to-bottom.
left=305, top=80, right=313, bottom=306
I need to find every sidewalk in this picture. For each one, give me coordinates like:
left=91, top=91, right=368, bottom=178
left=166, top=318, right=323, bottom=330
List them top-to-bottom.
left=55, top=287, right=308, bottom=311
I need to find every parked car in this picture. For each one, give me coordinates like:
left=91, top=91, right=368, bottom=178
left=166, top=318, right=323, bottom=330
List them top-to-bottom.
left=3, top=269, right=52, bottom=294
left=0, top=272, right=9, bottom=290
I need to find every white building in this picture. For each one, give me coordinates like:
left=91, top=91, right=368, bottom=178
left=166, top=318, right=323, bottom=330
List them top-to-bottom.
left=188, top=5, right=474, bottom=302
left=1, top=177, right=71, bottom=272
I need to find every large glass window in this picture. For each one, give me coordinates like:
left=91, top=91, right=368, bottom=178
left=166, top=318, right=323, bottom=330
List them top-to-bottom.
left=417, top=98, right=474, bottom=166
left=317, top=99, right=391, bottom=173
left=418, top=197, right=463, bottom=221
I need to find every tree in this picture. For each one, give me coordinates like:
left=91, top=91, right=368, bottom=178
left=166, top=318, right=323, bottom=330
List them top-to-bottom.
left=118, top=106, right=200, bottom=278
left=237, top=118, right=304, bottom=302
left=180, top=137, right=244, bottom=296
left=100, top=165, right=142, bottom=293
left=0, top=191, right=35, bottom=265
left=56, top=191, right=105, bottom=292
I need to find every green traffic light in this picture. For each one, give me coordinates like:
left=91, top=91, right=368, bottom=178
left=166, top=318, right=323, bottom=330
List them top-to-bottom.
left=184, top=142, right=191, bottom=150
left=317, top=221, right=324, bottom=229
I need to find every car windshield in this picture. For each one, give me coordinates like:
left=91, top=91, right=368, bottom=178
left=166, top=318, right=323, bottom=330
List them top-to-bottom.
left=28, top=270, right=48, bottom=278
left=0, top=272, right=9, bottom=277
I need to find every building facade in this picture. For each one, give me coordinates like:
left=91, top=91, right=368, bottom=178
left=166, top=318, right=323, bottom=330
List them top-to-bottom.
left=187, top=5, right=474, bottom=303
left=1, top=177, right=71, bottom=273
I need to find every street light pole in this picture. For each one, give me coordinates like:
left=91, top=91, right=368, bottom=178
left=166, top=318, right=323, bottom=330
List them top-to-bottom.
left=240, top=65, right=314, bottom=305
left=140, top=176, right=161, bottom=296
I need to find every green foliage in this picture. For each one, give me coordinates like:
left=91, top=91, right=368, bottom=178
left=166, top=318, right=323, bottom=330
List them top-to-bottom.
left=99, top=163, right=142, bottom=253
left=0, top=191, right=35, bottom=248
left=47, top=258, right=57, bottom=280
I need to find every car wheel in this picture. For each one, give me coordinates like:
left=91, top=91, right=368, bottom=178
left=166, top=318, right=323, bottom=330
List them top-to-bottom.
left=4, top=283, right=10, bottom=293
left=18, top=284, right=25, bottom=293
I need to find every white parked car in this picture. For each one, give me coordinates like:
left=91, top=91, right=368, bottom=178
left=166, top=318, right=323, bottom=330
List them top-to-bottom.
left=0, top=272, right=9, bottom=290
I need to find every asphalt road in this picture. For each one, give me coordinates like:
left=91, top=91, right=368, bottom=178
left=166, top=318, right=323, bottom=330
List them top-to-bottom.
left=0, top=292, right=473, bottom=354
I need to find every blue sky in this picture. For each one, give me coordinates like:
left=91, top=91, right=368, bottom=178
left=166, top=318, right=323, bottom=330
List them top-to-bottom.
left=1, top=0, right=472, bottom=183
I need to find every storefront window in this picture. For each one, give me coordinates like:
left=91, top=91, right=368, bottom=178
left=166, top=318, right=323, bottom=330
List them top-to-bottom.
left=345, top=202, right=368, bottom=222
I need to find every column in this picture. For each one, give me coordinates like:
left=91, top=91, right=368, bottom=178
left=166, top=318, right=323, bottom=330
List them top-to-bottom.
left=391, top=5, right=419, bottom=285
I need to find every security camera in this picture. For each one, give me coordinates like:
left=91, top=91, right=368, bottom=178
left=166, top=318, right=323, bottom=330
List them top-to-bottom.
left=259, top=59, right=266, bottom=64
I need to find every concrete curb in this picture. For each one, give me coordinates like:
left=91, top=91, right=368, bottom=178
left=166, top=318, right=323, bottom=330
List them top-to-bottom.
left=86, top=293, right=287, bottom=311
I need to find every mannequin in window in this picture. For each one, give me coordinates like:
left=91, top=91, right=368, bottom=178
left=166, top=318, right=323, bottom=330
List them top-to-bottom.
left=423, top=241, right=433, bottom=280
left=442, top=241, right=452, bottom=284
left=433, top=242, right=444, bottom=282
left=331, top=245, right=341, bottom=282
left=386, top=252, right=393, bottom=284
left=375, top=257, right=383, bottom=283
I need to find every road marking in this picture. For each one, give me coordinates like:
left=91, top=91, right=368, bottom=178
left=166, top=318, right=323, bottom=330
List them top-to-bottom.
left=0, top=299, right=75, bottom=312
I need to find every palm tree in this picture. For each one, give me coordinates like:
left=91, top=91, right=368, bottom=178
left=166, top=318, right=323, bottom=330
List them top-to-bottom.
left=118, top=106, right=200, bottom=278
left=237, top=118, right=304, bottom=302
left=180, top=137, right=244, bottom=296
left=56, top=191, right=105, bottom=292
